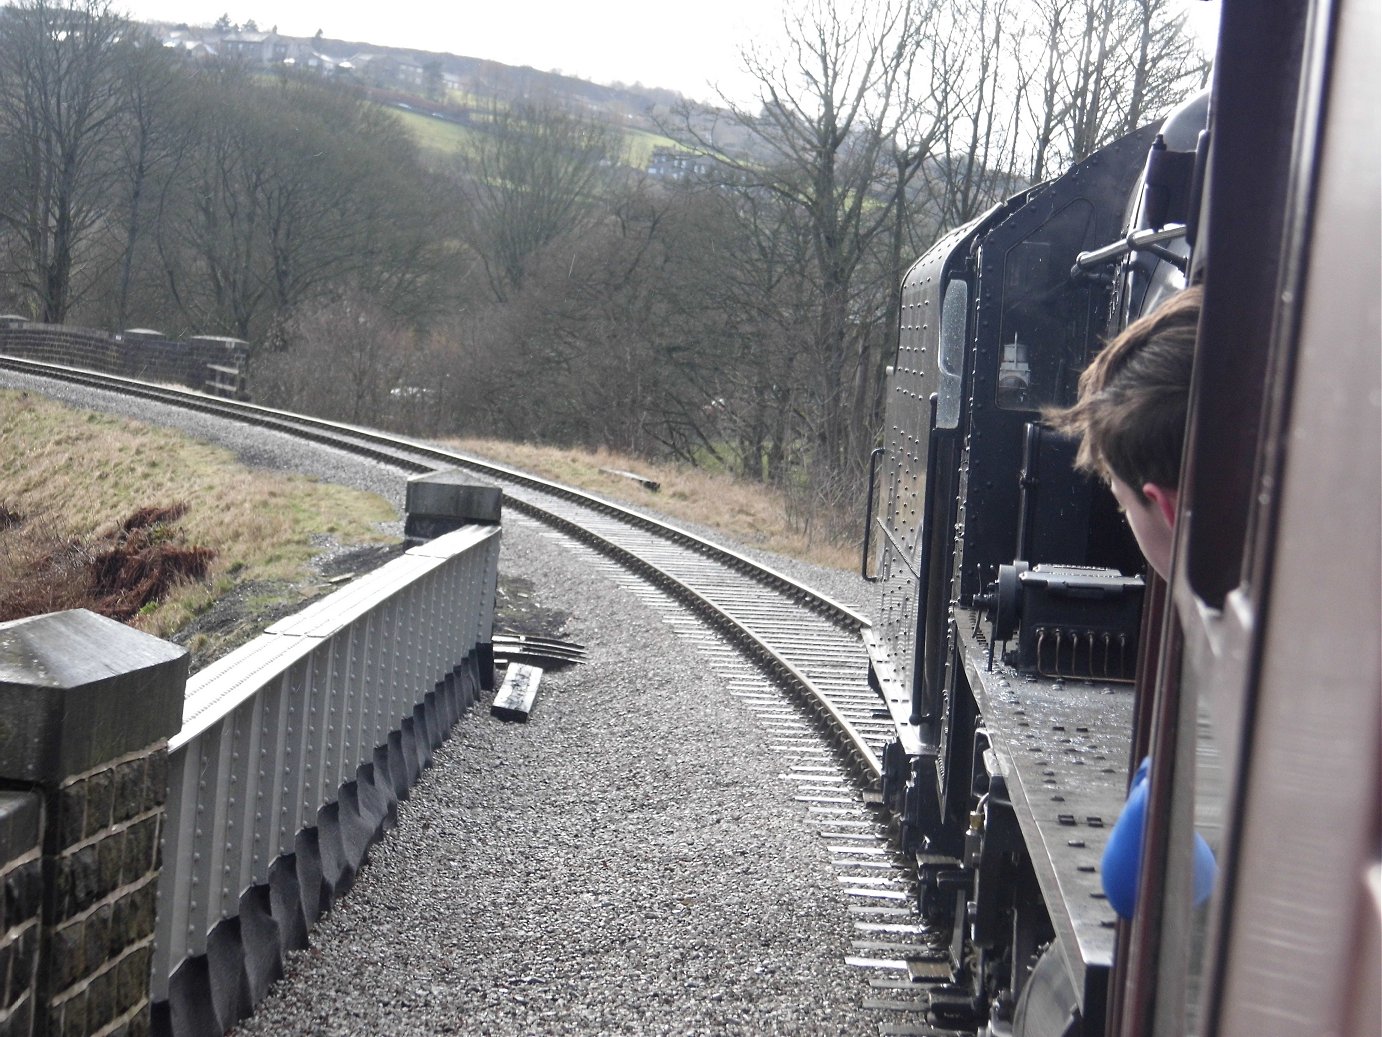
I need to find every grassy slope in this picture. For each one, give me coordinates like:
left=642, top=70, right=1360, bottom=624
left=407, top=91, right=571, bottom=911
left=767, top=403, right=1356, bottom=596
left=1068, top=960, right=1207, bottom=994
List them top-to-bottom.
left=387, top=104, right=684, bottom=167
left=389, top=106, right=477, bottom=156
left=0, top=390, right=398, bottom=644
left=0, top=391, right=853, bottom=666
left=448, top=437, right=857, bottom=572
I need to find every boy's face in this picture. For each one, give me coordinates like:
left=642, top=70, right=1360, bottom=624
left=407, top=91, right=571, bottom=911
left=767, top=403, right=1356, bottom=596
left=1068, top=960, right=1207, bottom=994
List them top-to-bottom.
left=1109, top=476, right=1177, bottom=580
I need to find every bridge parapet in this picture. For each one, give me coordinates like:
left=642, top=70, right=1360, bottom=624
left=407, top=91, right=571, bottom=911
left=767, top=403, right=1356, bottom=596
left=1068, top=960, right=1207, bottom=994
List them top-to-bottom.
left=0, top=324, right=249, bottom=399
left=0, top=517, right=500, bottom=1037
left=153, top=523, right=499, bottom=1036
left=0, top=609, right=187, bottom=1037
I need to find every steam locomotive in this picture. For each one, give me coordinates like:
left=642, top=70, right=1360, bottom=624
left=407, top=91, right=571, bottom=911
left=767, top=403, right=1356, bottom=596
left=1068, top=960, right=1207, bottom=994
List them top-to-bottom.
left=863, top=2, right=1379, bottom=1035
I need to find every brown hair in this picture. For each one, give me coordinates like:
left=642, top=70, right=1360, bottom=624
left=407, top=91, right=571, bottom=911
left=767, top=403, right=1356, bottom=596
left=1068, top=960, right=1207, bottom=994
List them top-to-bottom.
left=1046, top=286, right=1201, bottom=500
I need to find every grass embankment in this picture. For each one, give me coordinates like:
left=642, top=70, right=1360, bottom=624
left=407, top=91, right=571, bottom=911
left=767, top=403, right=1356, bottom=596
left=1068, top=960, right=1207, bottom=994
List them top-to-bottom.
left=0, top=390, right=398, bottom=658
left=0, top=391, right=854, bottom=668
left=449, top=438, right=858, bottom=572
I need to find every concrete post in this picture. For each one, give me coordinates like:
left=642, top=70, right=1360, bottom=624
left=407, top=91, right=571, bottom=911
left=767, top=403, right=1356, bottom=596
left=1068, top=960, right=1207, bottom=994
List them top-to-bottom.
left=403, top=470, right=502, bottom=541
left=403, top=471, right=502, bottom=690
left=0, top=610, right=186, bottom=1037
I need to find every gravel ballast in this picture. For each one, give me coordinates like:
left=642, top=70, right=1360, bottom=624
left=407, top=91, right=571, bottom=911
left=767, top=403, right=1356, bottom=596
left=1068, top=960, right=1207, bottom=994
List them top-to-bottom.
left=1, top=372, right=887, bottom=1035
left=238, top=516, right=883, bottom=1036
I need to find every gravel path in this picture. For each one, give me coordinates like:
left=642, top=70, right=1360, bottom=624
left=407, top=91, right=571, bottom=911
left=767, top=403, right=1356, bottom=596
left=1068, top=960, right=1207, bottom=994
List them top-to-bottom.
left=2, top=372, right=885, bottom=1035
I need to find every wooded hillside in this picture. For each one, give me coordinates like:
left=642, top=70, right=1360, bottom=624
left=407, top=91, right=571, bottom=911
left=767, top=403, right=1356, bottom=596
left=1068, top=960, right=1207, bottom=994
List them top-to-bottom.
left=0, top=0, right=1208, bottom=543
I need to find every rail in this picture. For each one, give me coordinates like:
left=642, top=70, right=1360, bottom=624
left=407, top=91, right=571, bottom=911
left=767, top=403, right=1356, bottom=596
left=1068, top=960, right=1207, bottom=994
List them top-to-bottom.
left=0, top=354, right=868, bottom=634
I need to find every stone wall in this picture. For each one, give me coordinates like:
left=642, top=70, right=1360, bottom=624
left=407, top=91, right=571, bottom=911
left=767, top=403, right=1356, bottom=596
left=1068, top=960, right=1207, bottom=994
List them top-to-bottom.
left=0, top=325, right=248, bottom=397
left=0, top=610, right=186, bottom=1037
left=46, top=750, right=168, bottom=1037
left=0, top=793, right=42, bottom=1037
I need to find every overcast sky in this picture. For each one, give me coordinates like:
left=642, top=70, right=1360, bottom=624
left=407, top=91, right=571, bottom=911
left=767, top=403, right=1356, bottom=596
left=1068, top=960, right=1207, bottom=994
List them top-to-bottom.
left=116, top=0, right=1222, bottom=107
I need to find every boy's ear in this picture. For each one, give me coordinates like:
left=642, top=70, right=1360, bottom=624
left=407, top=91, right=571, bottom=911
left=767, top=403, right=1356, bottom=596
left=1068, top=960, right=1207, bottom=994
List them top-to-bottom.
left=1141, top=482, right=1180, bottom=528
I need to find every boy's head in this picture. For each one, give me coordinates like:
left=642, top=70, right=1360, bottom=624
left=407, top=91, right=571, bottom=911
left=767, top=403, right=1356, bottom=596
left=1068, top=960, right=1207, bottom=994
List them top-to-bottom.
left=1046, top=286, right=1201, bottom=578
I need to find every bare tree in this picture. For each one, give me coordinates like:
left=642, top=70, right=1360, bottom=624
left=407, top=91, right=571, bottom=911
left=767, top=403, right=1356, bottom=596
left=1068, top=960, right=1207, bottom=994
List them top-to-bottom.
left=0, top=0, right=128, bottom=322
left=673, top=0, right=948, bottom=488
left=1013, top=0, right=1209, bottom=181
left=108, top=28, right=185, bottom=328
left=152, top=67, right=452, bottom=341
left=451, top=98, right=623, bottom=303
left=255, top=293, right=419, bottom=425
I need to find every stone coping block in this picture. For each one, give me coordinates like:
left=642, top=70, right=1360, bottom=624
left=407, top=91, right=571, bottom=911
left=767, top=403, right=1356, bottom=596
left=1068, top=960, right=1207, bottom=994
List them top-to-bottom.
left=405, top=470, right=502, bottom=525
left=0, top=610, right=187, bottom=784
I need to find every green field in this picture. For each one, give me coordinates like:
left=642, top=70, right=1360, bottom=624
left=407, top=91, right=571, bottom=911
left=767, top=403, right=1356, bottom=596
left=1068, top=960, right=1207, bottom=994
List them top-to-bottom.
left=387, top=103, right=687, bottom=169
left=388, top=106, right=479, bottom=156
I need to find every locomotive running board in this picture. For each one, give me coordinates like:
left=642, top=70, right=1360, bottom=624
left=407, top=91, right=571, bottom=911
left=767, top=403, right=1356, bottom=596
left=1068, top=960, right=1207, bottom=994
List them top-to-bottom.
left=954, top=609, right=1128, bottom=1018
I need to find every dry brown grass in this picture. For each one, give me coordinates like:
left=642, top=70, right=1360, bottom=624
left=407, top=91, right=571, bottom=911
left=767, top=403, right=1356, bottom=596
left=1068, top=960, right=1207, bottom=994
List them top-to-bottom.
left=0, top=390, right=398, bottom=638
left=447, top=438, right=858, bottom=571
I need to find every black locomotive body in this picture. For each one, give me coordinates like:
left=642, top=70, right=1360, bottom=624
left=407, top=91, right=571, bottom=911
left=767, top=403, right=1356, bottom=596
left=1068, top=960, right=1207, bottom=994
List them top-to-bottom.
left=866, top=0, right=1381, bottom=1033
left=864, top=74, right=1240, bottom=1034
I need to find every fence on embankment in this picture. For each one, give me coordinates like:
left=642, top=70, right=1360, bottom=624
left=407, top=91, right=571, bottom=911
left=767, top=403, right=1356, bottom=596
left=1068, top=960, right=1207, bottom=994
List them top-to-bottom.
left=0, top=322, right=249, bottom=399
left=0, top=482, right=500, bottom=1037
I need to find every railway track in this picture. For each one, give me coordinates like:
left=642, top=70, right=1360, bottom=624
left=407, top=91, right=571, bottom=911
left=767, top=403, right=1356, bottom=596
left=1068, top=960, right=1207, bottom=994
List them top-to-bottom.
left=3, top=357, right=963, bottom=1033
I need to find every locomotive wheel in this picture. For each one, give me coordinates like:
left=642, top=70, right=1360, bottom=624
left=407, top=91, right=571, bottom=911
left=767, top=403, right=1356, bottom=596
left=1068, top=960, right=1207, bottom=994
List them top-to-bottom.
left=1012, top=944, right=1080, bottom=1037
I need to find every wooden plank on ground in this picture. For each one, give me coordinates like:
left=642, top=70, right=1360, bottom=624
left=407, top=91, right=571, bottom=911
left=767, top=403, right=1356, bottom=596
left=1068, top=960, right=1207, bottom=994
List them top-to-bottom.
left=598, top=467, right=660, bottom=491
left=491, top=663, right=543, bottom=721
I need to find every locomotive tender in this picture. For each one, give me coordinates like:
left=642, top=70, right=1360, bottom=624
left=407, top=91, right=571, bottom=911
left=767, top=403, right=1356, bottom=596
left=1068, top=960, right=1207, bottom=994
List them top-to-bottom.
left=863, top=2, right=1379, bottom=1035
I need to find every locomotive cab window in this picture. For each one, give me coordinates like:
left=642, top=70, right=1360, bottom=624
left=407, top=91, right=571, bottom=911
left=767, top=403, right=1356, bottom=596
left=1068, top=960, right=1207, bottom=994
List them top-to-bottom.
left=996, top=198, right=1098, bottom=411
left=937, top=278, right=967, bottom=429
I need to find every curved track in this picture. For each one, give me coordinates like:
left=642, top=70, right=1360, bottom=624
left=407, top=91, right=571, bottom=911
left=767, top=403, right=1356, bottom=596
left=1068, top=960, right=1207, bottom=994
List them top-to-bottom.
left=3, top=357, right=888, bottom=776
left=4, top=357, right=962, bottom=1027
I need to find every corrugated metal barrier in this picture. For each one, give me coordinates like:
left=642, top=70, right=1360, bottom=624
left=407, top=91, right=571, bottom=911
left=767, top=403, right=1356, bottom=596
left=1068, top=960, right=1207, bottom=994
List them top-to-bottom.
left=151, top=525, right=499, bottom=1036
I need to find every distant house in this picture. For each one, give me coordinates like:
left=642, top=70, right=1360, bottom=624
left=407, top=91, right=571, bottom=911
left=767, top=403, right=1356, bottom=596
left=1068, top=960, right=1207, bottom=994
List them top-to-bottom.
left=156, top=25, right=343, bottom=73
left=158, top=26, right=218, bottom=60
left=220, top=30, right=276, bottom=64
left=163, top=37, right=217, bottom=60
left=296, top=50, right=339, bottom=73
left=350, top=52, right=425, bottom=88
left=647, top=148, right=714, bottom=182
